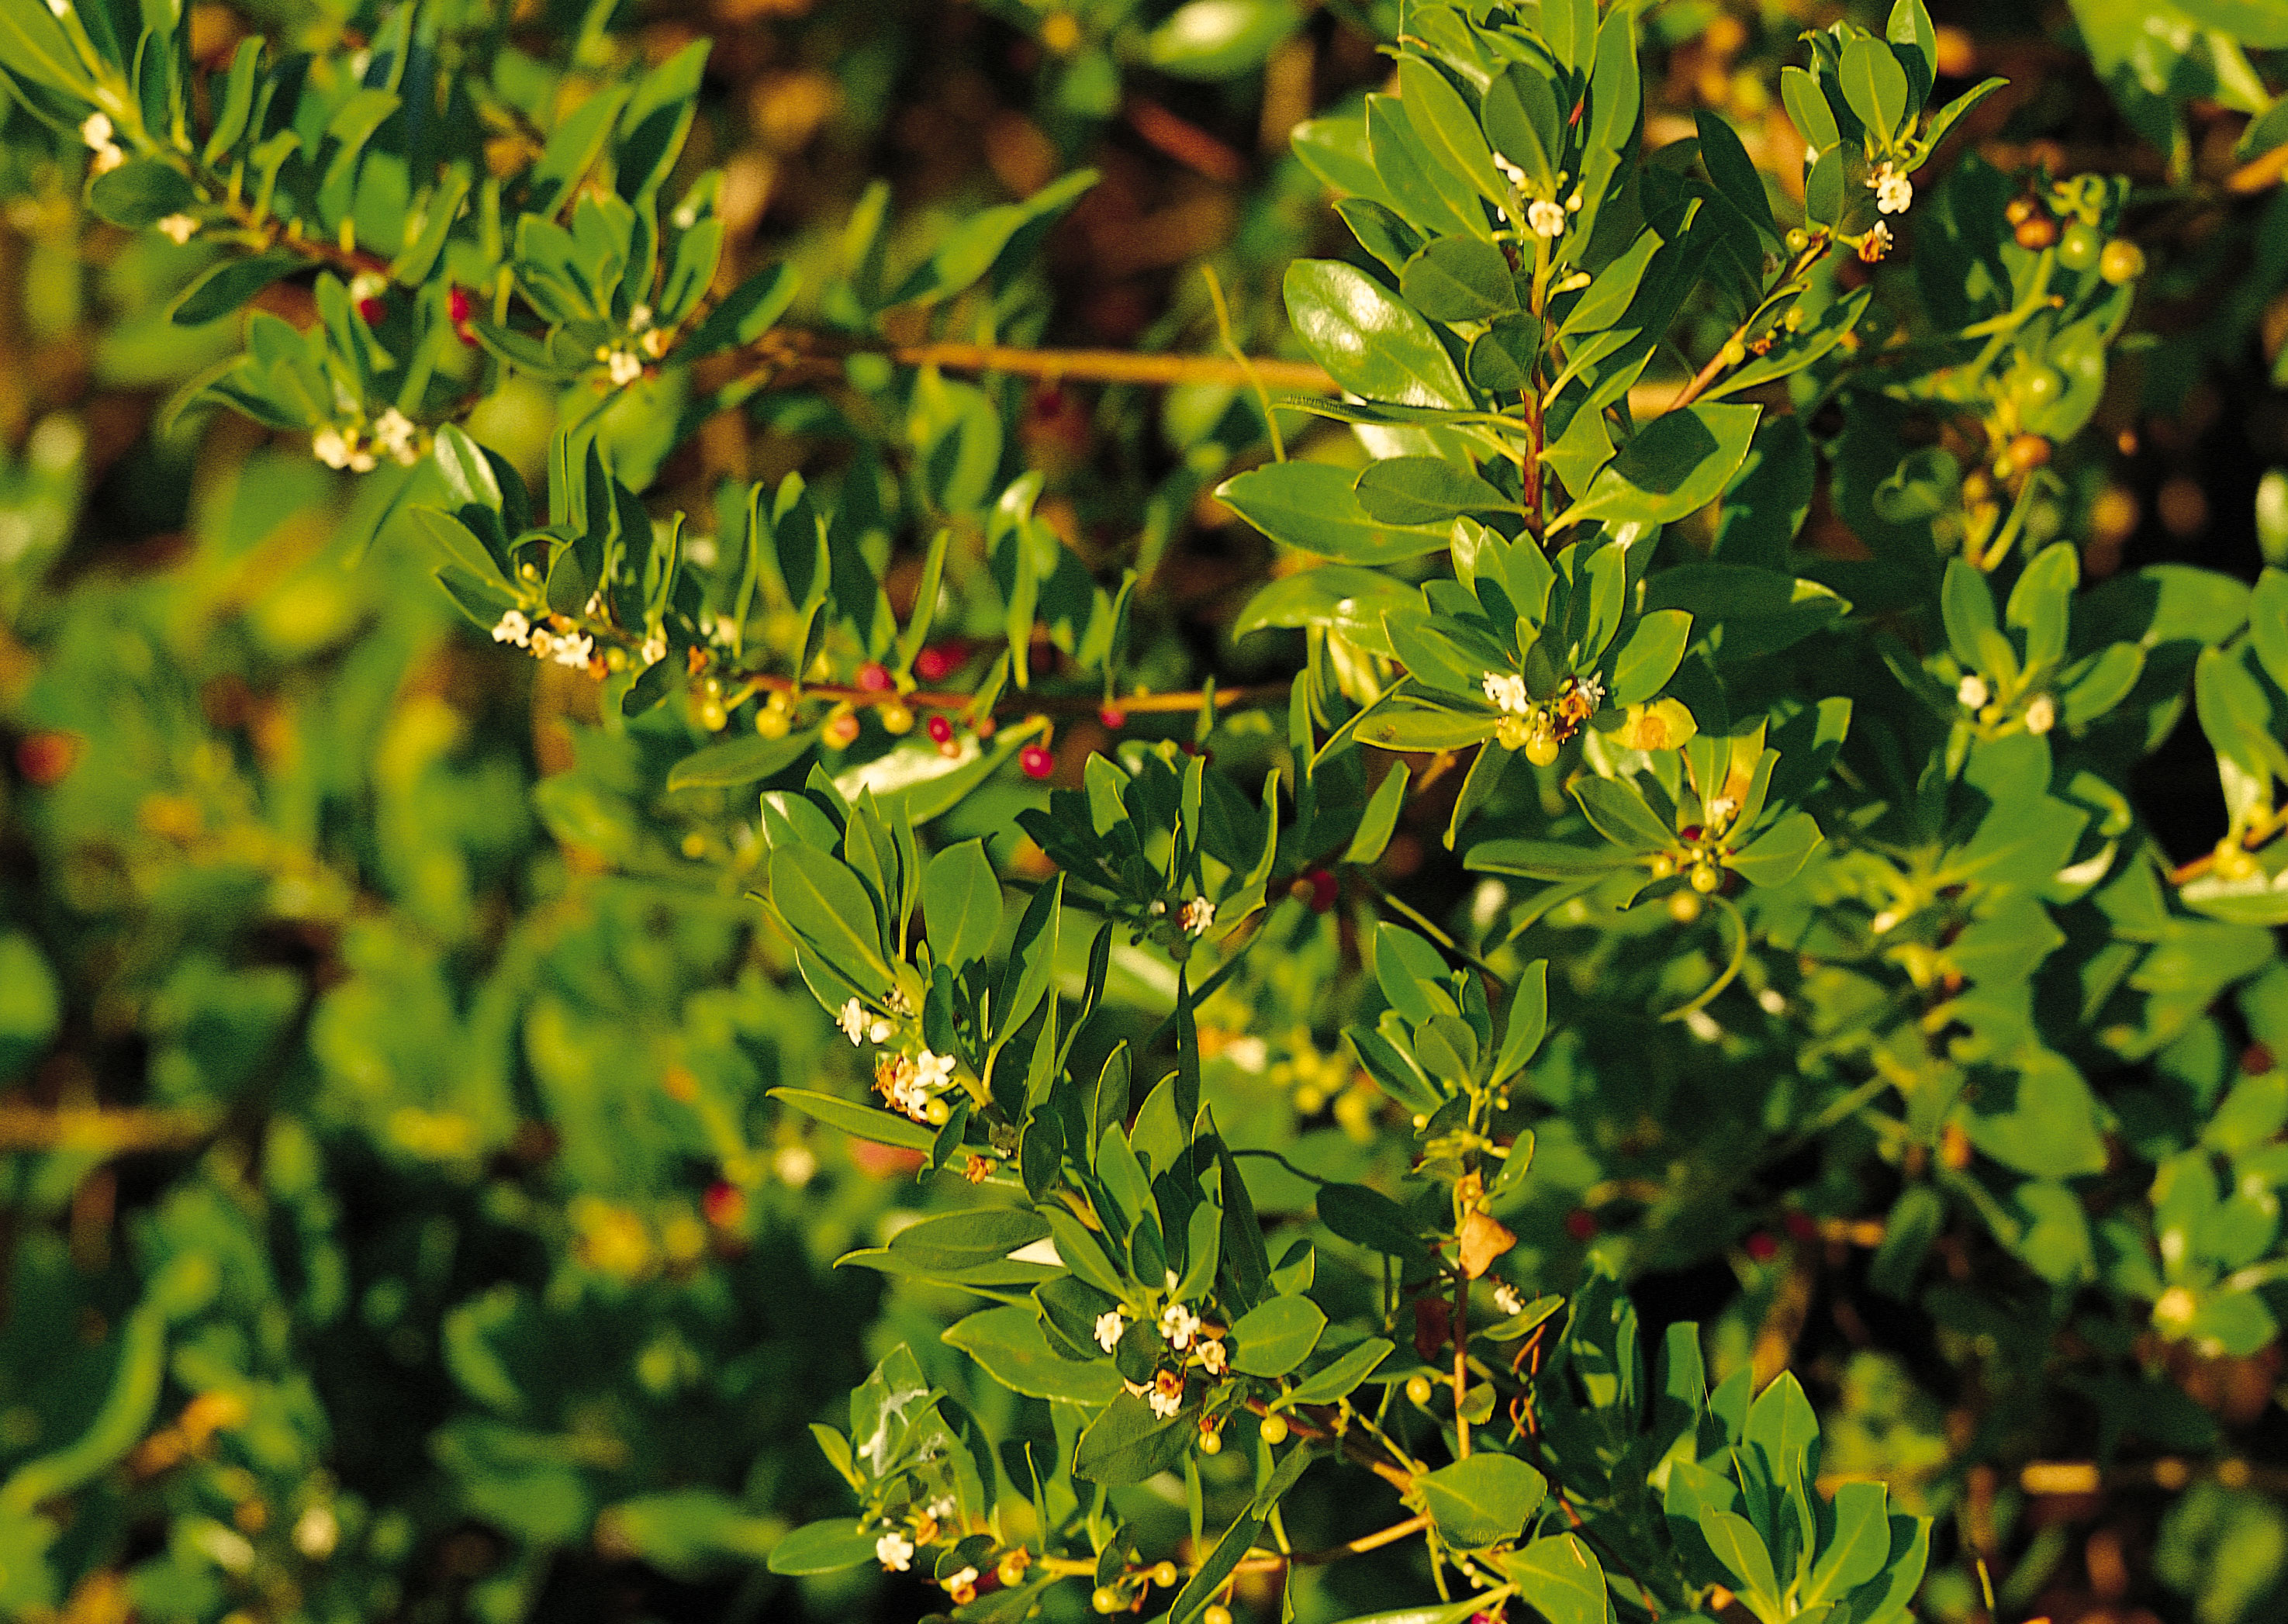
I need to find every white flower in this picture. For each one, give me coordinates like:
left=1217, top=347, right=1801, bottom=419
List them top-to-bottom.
left=47, top=0, right=68, bottom=15
left=79, top=113, right=113, bottom=150
left=90, top=145, right=124, bottom=175
left=1492, top=151, right=1528, bottom=188
left=1868, top=162, right=1913, bottom=216
left=1527, top=199, right=1567, bottom=238
left=155, top=213, right=197, bottom=245
left=1862, top=221, right=1893, bottom=258
left=348, top=271, right=387, bottom=304
left=639, top=327, right=671, bottom=359
left=604, top=349, right=643, bottom=387
left=370, top=407, right=417, bottom=464
left=313, top=427, right=351, bottom=469
left=492, top=610, right=531, bottom=647
left=527, top=628, right=555, bottom=660
left=640, top=631, right=666, bottom=666
left=551, top=632, right=594, bottom=669
left=1483, top=672, right=1530, bottom=714
left=1570, top=672, right=1606, bottom=710
left=1957, top=674, right=1989, bottom=710
left=2024, top=693, right=2056, bottom=734
left=1705, top=795, right=1740, bottom=828
left=1180, top=897, right=1215, bottom=937
left=838, top=998, right=871, bottom=1045
left=1225, top=1036, right=1267, bottom=1073
left=914, top=1049, right=956, bottom=1090
left=886, top=1059, right=928, bottom=1119
left=774, top=1142, right=817, bottom=1187
left=1493, top=1281, right=1526, bottom=1316
left=1159, top=1302, right=1201, bottom=1350
left=1094, top=1310, right=1128, bottom=1352
left=1198, top=1337, right=1228, bottom=1375
left=1148, top=1384, right=1184, bottom=1418
left=925, top=1496, right=956, bottom=1522
left=291, top=1505, right=339, bottom=1560
left=876, top=1532, right=914, bottom=1572
left=942, top=1566, right=979, bottom=1595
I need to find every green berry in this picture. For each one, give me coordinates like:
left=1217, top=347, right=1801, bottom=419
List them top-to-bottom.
left=2058, top=222, right=2100, bottom=272
left=2100, top=238, right=2145, bottom=285
left=1405, top=1373, right=1435, bottom=1407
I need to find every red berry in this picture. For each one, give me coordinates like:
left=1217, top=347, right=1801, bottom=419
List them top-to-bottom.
left=448, top=287, right=473, bottom=324
left=358, top=296, right=386, bottom=326
left=914, top=643, right=966, bottom=682
left=856, top=662, right=892, bottom=693
left=1099, top=707, right=1126, bottom=729
left=925, top=714, right=955, bottom=745
left=15, top=732, right=76, bottom=786
left=1019, top=746, right=1055, bottom=780
left=1679, top=824, right=1703, bottom=844
left=1305, top=869, right=1338, bottom=912
left=702, top=1182, right=746, bottom=1228
left=1564, top=1208, right=1598, bottom=1242
left=1784, top=1211, right=1820, bottom=1243
left=1744, top=1232, right=1780, bottom=1263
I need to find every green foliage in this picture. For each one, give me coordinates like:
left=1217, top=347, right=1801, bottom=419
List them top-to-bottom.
left=5, top=0, right=2288, bottom=1621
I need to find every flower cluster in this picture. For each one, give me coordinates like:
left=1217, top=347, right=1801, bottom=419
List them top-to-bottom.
left=79, top=112, right=125, bottom=176
left=1858, top=221, right=1894, bottom=264
left=313, top=409, right=420, bottom=472
left=491, top=610, right=598, bottom=671
left=1484, top=670, right=1604, bottom=763
left=1179, top=896, right=1215, bottom=937
left=838, top=997, right=894, bottom=1045
left=876, top=1047, right=958, bottom=1123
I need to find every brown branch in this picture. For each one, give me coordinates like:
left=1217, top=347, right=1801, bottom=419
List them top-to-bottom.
left=878, top=339, right=1336, bottom=394
left=2169, top=803, right=2288, bottom=884
left=0, top=1105, right=216, bottom=1154
left=2021, top=1457, right=2288, bottom=1496
left=1229, top=1513, right=1429, bottom=1576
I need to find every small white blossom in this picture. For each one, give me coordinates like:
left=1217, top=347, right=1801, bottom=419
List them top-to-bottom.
left=47, top=0, right=68, bottom=16
left=79, top=113, right=113, bottom=150
left=91, top=144, right=124, bottom=175
left=1492, top=151, right=1528, bottom=188
left=1868, top=162, right=1913, bottom=216
left=1527, top=199, right=1567, bottom=238
left=155, top=213, right=197, bottom=245
left=1862, top=221, right=1894, bottom=258
left=348, top=271, right=387, bottom=304
left=639, top=326, right=671, bottom=359
left=602, top=348, right=643, bottom=386
left=370, top=407, right=418, bottom=465
left=313, top=427, right=351, bottom=469
left=491, top=610, right=531, bottom=647
left=527, top=628, right=555, bottom=661
left=551, top=631, right=594, bottom=669
left=640, top=631, right=666, bottom=666
left=1483, top=672, right=1531, bottom=715
left=1570, top=672, right=1606, bottom=710
left=1958, top=674, right=1990, bottom=710
left=2024, top=693, right=2056, bottom=734
left=1705, top=795, right=1740, bottom=828
left=1180, top=897, right=1215, bottom=937
left=838, top=998, right=871, bottom=1045
left=1225, top=1036, right=1268, bottom=1073
left=914, top=1049, right=956, bottom=1090
left=885, top=1059, right=928, bottom=1119
left=773, top=1142, right=817, bottom=1187
left=1493, top=1280, right=1526, bottom=1316
left=1159, top=1302, right=1201, bottom=1350
left=1094, top=1310, right=1127, bottom=1352
left=1197, top=1337, right=1228, bottom=1375
left=1148, top=1384, right=1184, bottom=1418
left=926, top=1496, right=956, bottom=1522
left=292, top=1505, right=339, bottom=1560
left=876, top=1532, right=914, bottom=1573
left=942, top=1567, right=979, bottom=1595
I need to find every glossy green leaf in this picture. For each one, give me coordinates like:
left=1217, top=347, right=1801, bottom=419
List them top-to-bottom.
left=1284, top=260, right=1472, bottom=409
left=1553, top=404, right=1761, bottom=530
left=1219, top=461, right=1452, bottom=564
left=1229, top=1295, right=1329, bottom=1376
left=1415, top=1453, right=1547, bottom=1549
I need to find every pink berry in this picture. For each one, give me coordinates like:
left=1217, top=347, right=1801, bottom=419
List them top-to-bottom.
left=447, top=287, right=473, bottom=323
left=358, top=296, right=386, bottom=326
left=914, top=643, right=966, bottom=682
left=856, top=662, right=892, bottom=693
left=1099, top=707, right=1126, bottom=729
left=925, top=715, right=955, bottom=745
left=1020, top=746, right=1054, bottom=780
left=1305, top=869, right=1338, bottom=912
left=702, top=1183, right=745, bottom=1228
left=1744, top=1232, right=1779, bottom=1263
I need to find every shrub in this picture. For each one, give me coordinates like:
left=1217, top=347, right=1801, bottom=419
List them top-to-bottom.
left=3, top=1, right=2288, bottom=1622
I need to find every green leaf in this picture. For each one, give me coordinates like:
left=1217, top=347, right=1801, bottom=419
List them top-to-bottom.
left=1143, top=0, right=1303, bottom=79
left=1840, top=34, right=1911, bottom=143
left=1398, top=57, right=1507, bottom=208
left=1781, top=66, right=1840, bottom=153
left=1695, top=109, right=1778, bottom=244
left=88, top=159, right=198, bottom=227
left=1399, top=237, right=1519, bottom=322
left=169, top=251, right=301, bottom=327
left=1284, top=260, right=1472, bottom=409
left=1553, top=404, right=1761, bottom=530
left=1355, top=457, right=1512, bottom=526
left=1219, top=461, right=1451, bottom=564
left=1642, top=566, right=1848, bottom=662
left=1608, top=610, right=1692, bottom=706
left=666, top=731, right=814, bottom=791
left=1346, top=762, right=1413, bottom=863
left=1571, top=777, right=1675, bottom=853
left=1727, top=810, right=1823, bottom=887
left=921, top=840, right=1001, bottom=970
left=769, top=845, right=893, bottom=984
left=1491, top=960, right=1548, bottom=1086
left=768, top=1087, right=937, bottom=1152
left=1318, top=1182, right=1426, bottom=1258
left=874, top=1208, right=1052, bottom=1277
left=1229, top=1295, right=1329, bottom=1376
left=945, top=1308, right=1122, bottom=1403
left=1286, top=1336, right=1395, bottom=1404
left=1744, top=1371, right=1819, bottom=1486
left=1074, top=1391, right=1195, bottom=1484
left=1415, top=1453, right=1547, bottom=1549
left=1802, top=1481, right=1892, bottom=1606
left=1699, top=1507, right=1782, bottom=1605
left=766, top=1519, right=880, bottom=1576
left=1499, top=1534, right=1608, bottom=1624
